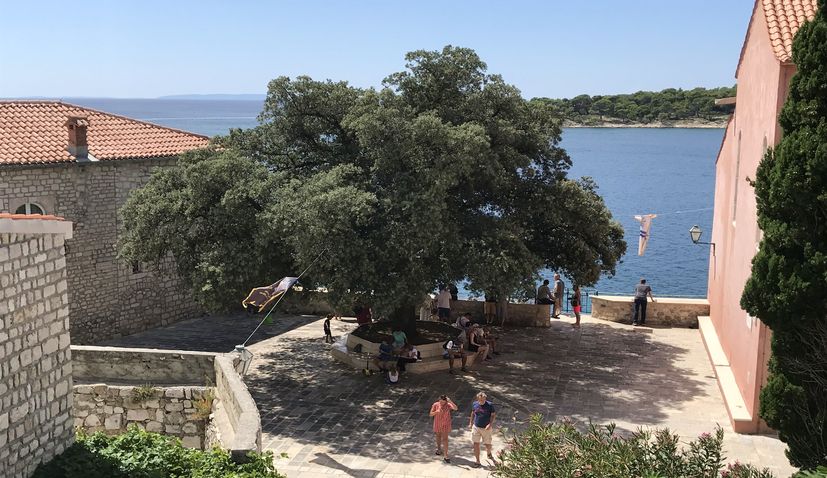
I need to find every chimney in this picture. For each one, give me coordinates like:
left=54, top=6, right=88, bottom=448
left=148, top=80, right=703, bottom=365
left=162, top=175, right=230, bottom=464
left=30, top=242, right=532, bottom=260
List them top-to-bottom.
left=65, top=116, right=89, bottom=160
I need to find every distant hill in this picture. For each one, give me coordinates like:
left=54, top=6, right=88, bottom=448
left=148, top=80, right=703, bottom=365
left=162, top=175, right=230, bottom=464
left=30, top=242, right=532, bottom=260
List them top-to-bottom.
left=158, top=94, right=266, bottom=101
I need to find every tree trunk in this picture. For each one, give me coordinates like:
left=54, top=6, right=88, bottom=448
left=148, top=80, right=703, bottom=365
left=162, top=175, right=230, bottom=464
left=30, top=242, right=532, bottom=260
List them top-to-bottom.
left=497, top=298, right=509, bottom=327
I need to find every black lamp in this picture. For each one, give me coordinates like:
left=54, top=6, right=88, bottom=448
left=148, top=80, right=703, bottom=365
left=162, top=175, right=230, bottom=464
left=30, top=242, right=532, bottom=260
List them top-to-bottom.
left=689, top=225, right=716, bottom=256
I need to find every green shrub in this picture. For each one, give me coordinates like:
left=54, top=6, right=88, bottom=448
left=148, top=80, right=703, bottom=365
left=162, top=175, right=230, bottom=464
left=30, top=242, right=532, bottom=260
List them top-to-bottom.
left=494, top=416, right=774, bottom=478
left=34, top=426, right=284, bottom=478
left=795, top=467, right=827, bottom=478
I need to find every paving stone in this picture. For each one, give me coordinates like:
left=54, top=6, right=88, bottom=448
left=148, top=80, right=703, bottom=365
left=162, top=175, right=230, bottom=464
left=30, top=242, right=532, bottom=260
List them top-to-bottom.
left=105, top=313, right=796, bottom=478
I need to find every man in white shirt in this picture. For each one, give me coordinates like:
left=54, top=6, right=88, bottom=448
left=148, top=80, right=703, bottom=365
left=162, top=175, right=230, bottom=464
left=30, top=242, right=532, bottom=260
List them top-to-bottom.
left=437, top=285, right=452, bottom=322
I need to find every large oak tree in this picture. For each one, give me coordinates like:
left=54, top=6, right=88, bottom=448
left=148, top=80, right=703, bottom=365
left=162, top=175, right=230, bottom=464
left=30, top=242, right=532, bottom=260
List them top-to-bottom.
left=120, top=46, right=626, bottom=329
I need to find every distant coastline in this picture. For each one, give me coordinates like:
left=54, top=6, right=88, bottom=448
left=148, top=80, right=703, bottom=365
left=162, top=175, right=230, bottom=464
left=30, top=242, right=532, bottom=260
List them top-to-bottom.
left=564, top=118, right=728, bottom=129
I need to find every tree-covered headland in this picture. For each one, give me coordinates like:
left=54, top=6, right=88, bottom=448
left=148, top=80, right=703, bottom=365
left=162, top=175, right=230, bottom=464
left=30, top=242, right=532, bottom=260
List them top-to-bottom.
left=119, top=46, right=626, bottom=332
left=536, top=86, right=736, bottom=126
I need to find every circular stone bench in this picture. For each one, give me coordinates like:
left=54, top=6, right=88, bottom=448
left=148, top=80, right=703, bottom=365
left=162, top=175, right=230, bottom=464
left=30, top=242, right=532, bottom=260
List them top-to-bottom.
left=331, top=324, right=479, bottom=374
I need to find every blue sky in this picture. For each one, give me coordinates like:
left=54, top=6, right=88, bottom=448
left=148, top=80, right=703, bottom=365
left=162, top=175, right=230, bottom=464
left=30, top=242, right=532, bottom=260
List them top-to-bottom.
left=0, top=0, right=755, bottom=99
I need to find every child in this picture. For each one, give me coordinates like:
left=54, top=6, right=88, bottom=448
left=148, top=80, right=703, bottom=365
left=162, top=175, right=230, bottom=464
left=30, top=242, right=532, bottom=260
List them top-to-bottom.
left=323, top=314, right=333, bottom=343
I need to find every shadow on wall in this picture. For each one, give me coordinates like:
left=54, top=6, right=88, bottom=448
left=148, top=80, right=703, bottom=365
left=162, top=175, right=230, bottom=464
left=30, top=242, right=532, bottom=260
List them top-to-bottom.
left=246, top=320, right=707, bottom=465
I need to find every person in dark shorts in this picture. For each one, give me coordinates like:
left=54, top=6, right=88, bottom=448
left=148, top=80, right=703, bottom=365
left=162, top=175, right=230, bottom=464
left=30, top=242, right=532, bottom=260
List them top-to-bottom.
left=632, top=278, right=655, bottom=326
left=436, top=284, right=452, bottom=322
left=323, top=314, right=333, bottom=343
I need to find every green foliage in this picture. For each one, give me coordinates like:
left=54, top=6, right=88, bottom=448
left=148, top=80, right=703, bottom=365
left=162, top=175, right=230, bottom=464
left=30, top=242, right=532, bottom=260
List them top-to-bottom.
left=740, top=3, right=827, bottom=469
left=121, top=45, right=626, bottom=322
left=535, top=86, right=736, bottom=125
left=118, top=147, right=293, bottom=311
left=131, top=384, right=158, bottom=402
left=193, top=389, right=215, bottom=420
left=494, top=416, right=773, bottom=478
left=33, top=426, right=284, bottom=478
left=795, top=466, right=827, bottom=478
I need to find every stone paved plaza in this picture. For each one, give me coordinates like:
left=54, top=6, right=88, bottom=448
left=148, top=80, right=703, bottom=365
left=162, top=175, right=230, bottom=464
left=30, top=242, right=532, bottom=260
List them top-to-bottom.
left=105, top=313, right=795, bottom=477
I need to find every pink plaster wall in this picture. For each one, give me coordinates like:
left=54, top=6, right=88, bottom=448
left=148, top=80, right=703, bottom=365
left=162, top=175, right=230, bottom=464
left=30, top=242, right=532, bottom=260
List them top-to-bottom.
left=707, top=4, right=793, bottom=432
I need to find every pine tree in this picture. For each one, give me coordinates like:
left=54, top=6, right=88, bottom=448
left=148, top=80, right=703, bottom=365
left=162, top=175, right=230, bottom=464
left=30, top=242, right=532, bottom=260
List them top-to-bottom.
left=741, top=1, right=827, bottom=469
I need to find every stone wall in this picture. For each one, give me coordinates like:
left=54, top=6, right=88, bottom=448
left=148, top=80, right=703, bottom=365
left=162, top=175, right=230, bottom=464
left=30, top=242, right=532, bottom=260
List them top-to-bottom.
left=0, top=159, right=202, bottom=344
left=0, top=216, right=74, bottom=478
left=591, top=295, right=710, bottom=327
left=444, top=299, right=552, bottom=327
left=71, top=345, right=216, bottom=385
left=211, top=355, right=261, bottom=461
left=72, top=384, right=210, bottom=448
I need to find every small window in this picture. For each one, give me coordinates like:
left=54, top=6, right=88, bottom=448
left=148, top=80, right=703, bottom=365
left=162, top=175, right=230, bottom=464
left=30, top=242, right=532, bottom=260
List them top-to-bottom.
left=15, top=203, right=45, bottom=215
left=131, top=261, right=144, bottom=274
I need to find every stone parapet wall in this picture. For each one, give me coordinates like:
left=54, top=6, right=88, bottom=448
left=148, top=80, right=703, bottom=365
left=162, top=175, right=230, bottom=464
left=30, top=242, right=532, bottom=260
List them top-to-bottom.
left=0, top=160, right=202, bottom=344
left=0, top=218, right=74, bottom=477
left=591, top=295, right=710, bottom=327
left=449, top=299, right=551, bottom=327
left=72, top=345, right=217, bottom=385
left=211, top=355, right=261, bottom=461
left=72, top=384, right=210, bottom=449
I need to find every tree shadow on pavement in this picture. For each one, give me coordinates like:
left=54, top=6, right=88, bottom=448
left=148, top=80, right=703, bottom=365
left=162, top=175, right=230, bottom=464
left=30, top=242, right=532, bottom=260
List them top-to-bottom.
left=99, top=313, right=319, bottom=352
left=247, top=317, right=712, bottom=465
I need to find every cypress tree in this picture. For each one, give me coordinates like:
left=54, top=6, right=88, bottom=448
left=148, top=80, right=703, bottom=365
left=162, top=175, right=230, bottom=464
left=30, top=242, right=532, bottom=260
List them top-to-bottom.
left=741, top=1, right=827, bottom=469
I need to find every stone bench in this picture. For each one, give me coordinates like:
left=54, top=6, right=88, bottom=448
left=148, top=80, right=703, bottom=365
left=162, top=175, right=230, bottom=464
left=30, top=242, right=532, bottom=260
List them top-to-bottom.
left=330, top=345, right=478, bottom=374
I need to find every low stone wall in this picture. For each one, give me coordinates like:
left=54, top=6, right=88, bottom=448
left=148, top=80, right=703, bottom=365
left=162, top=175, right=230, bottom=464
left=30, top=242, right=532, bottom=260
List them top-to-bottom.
left=591, top=295, right=709, bottom=327
left=448, top=300, right=551, bottom=327
left=71, top=346, right=216, bottom=385
left=71, top=346, right=261, bottom=461
left=210, top=355, right=261, bottom=461
left=72, top=384, right=210, bottom=448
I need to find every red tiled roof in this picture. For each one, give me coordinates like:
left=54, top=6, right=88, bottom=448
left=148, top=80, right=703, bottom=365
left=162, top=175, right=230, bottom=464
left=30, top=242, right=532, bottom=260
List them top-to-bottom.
left=736, top=0, right=818, bottom=78
left=763, top=0, right=818, bottom=62
left=0, top=101, right=210, bottom=165
left=0, top=213, right=66, bottom=221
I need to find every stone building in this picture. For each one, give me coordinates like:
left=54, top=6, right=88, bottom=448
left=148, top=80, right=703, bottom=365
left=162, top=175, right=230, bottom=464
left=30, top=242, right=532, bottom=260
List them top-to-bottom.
left=703, top=0, right=817, bottom=433
left=0, top=101, right=210, bottom=344
left=0, top=213, right=75, bottom=477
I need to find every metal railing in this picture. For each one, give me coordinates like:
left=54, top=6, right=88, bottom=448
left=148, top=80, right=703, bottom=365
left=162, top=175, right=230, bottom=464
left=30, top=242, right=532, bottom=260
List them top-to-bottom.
left=559, top=287, right=598, bottom=314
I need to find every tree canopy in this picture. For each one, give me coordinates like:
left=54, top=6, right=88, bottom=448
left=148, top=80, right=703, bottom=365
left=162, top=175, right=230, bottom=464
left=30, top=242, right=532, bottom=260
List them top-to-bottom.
left=741, top=3, right=827, bottom=469
left=120, top=46, right=626, bottom=323
left=536, top=86, right=737, bottom=125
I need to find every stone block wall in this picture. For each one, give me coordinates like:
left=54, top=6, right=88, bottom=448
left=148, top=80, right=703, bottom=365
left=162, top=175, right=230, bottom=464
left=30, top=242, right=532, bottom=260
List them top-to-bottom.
left=0, top=160, right=202, bottom=344
left=0, top=216, right=74, bottom=478
left=591, top=295, right=710, bottom=327
left=446, top=299, right=552, bottom=327
left=71, top=345, right=216, bottom=385
left=72, top=384, right=210, bottom=449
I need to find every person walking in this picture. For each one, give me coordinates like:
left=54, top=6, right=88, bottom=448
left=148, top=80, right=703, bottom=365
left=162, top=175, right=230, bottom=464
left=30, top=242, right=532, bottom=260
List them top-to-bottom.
left=553, top=274, right=565, bottom=318
left=632, top=278, right=655, bottom=326
left=436, top=284, right=452, bottom=322
left=571, top=284, right=582, bottom=327
left=323, top=314, right=333, bottom=343
left=469, top=392, right=496, bottom=468
left=430, top=395, right=458, bottom=463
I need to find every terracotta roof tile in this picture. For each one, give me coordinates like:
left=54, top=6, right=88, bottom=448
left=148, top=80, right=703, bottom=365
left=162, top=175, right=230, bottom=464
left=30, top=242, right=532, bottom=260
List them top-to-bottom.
left=762, top=0, right=818, bottom=62
left=0, top=101, right=210, bottom=165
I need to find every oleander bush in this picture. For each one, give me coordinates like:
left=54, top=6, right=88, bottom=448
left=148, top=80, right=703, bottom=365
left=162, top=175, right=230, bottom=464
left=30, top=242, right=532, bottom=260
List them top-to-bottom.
left=494, top=416, right=774, bottom=478
left=34, top=426, right=284, bottom=478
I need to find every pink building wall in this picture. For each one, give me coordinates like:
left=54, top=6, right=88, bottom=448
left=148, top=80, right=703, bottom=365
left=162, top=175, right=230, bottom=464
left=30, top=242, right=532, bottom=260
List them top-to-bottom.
left=707, top=3, right=797, bottom=432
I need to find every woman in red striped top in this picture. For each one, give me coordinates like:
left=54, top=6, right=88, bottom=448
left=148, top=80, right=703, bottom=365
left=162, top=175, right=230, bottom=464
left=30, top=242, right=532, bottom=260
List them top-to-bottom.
left=430, top=395, right=458, bottom=463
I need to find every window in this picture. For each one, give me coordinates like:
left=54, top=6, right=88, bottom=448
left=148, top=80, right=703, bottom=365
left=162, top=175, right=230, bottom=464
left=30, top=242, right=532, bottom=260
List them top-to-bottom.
left=755, top=136, right=768, bottom=250
left=15, top=202, right=45, bottom=215
left=131, top=261, right=144, bottom=274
